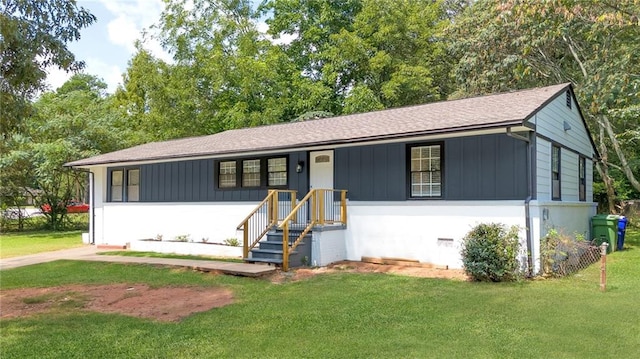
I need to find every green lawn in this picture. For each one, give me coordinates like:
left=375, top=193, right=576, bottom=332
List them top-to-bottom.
left=1, top=228, right=639, bottom=358
left=0, top=231, right=84, bottom=259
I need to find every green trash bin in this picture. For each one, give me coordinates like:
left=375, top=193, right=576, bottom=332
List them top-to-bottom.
left=592, top=214, right=619, bottom=253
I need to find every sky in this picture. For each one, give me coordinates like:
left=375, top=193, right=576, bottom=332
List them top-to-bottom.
left=46, top=0, right=171, bottom=94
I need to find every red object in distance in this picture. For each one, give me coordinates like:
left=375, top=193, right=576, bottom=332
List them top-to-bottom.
left=41, top=201, right=89, bottom=214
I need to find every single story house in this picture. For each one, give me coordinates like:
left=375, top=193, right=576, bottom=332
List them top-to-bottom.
left=67, top=83, right=598, bottom=273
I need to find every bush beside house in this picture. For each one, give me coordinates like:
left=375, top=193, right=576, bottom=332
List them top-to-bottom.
left=461, top=223, right=521, bottom=282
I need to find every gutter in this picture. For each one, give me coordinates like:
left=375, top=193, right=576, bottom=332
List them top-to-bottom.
left=506, top=127, right=534, bottom=276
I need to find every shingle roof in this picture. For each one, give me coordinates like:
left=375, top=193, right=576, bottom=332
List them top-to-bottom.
left=66, top=83, right=570, bottom=167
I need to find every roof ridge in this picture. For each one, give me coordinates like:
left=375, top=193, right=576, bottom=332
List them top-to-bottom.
left=220, top=83, right=571, bottom=133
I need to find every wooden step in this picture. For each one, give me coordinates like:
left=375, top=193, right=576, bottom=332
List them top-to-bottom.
left=244, top=257, right=283, bottom=265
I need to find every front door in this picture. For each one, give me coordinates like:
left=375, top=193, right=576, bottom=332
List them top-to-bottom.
left=309, top=150, right=335, bottom=222
left=309, top=150, right=334, bottom=190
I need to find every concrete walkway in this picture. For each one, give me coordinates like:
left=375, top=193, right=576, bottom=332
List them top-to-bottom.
left=0, top=246, right=277, bottom=277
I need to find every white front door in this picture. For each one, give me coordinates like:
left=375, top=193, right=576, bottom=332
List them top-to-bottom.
left=309, top=150, right=334, bottom=190
left=309, top=150, right=336, bottom=222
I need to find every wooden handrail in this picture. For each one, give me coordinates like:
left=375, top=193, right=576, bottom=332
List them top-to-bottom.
left=278, top=189, right=316, bottom=225
left=236, top=190, right=276, bottom=231
left=237, top=190, right=298, bottom=259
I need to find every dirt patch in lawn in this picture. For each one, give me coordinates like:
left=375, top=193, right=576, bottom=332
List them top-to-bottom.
left=268, top=260, right=469, bottom=283
left=1, top=262, right=466, bottom=320
left=0, top=284, right=233, bottom=322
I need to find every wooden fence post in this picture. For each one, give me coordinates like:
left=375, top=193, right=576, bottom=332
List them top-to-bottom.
left=600, top=242, right=608, bottom=292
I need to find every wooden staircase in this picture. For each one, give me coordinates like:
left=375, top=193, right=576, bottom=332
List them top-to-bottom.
left=237, top=189, right=347, bottom=271
left=245, top=227, right=312, bottom=268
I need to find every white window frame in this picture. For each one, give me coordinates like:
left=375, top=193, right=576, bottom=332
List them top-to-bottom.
left=409, top=144, right=442, bottom=198
left=552, top=145, right=561, bottom=200
left=579, top=156, right=586, bottom=202
left=267, top=157, right=287, bottom=187
left=242, top=159, right=261, bottom=187
left=218, top=160, right=237, bottom=188
left=109, top=168, right=140, bottom=202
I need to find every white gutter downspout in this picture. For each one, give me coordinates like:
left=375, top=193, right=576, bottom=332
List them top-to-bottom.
left=506, top=126, right=534, bottom=276
left=88, top=170, right=94, bottom=244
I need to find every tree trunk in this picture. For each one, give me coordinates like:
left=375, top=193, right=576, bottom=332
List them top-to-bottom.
left=601, top=114, right=640, bottom=193
left=597, top=125, right=617, bottom=214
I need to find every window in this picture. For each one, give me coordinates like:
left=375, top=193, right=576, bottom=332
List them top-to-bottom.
left=410, top=144, right=442, bottom=198
left=552, top=145, right=561, bottom=200
left=217, top=156, right=289, bottom=189
left=579, top=156, right=586, bottom=201
left=268, top=157, right=287, bottom=186
left=242, top=159, right=261, bottom=187
left=218, top=161, right=237, bottom=188
left=109, top=168, right=140, bottom=202
left=127, top=169, right=140, bottom=201
left=111, top=170, right=123, bottom=202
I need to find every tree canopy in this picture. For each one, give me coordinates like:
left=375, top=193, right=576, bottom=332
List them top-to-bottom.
left=0, top=0, right=95, bottom=138
left=448, top=0, right=640, bottom=208
left=1, top=74, right=126, bottom=229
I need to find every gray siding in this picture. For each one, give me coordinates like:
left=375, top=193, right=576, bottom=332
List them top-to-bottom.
left=334, top=134, right=528, bottom=201
left=111, top=135, right=528, bottom=203
left=445, top=135, right=528, bottom=200
left=335, top=143, right=406, bottom=201
left=111, top=151, right=308, bottom=202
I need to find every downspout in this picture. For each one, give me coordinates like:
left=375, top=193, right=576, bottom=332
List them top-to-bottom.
left=506, top=127, right=534, bottom=276
left=71, top=168, right=95, bottom=245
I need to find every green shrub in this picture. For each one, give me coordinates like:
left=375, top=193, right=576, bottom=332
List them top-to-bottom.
left=461, top=223, right=521, bottom=282
left=223, top=237, right=240, bottom=247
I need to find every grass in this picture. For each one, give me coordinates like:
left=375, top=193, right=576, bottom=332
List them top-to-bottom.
left=1, top=212, right=89, bottom=233
left=1, top=228, right=639, bottom=358
left=0, top=231, right=84, bottom=259
left=98, top=250, right=243, bottom=263
left=22, top=291, right=89, bottom=309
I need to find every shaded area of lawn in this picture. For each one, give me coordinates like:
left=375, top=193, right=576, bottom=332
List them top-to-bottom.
left=1, top=228, right=639, bottom=358
left=0, top=231, right=84, bottom=259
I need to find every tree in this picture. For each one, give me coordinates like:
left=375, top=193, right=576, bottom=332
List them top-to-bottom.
left=0, top=0, right=95, bottom=138
left=113, top=0, right=334, bottom=142
left=115, top=0, right=460, bottom=140
left=263, top=0, right=363, bottom=81
left=265, top=0, right=454, bottom=114
left=328, top=0, right=451, bottom=109
left=448, top=0, right=640, bottom=211
left=113, top=45, right=184, bottom=144
left=1, top=74, right=126, bottom=229
left=0, top=134, right=32, bottom=230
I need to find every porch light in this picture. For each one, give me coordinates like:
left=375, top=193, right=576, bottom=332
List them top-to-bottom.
left=296, top=161, right=305, bottom=173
